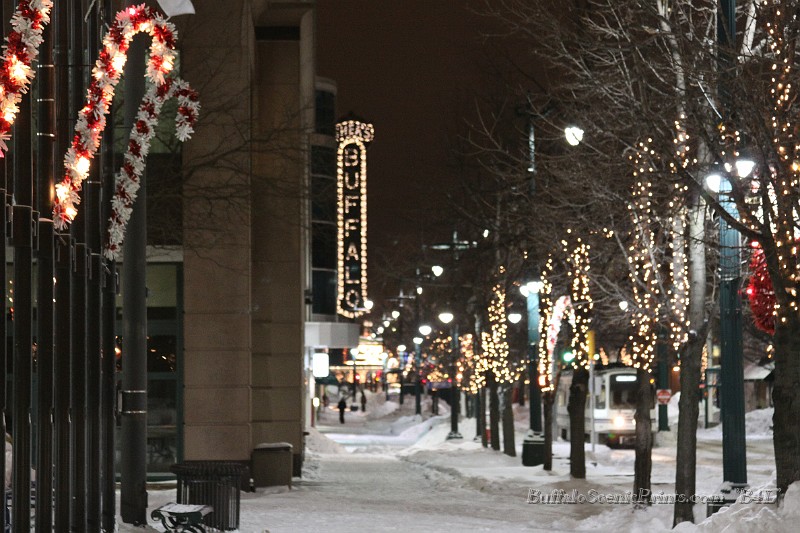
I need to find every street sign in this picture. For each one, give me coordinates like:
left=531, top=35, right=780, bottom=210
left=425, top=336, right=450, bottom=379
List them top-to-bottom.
left=656, top=389, right=672, bottom=405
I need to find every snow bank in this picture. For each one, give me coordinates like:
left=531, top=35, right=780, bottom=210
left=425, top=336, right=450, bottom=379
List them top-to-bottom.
left=364, top=398, right=399, bottom=420
left=700, top=407, right=774, bottom=439
left=305, top=427, right=346, bottom=454
left=671, top=481, right=799, bottom=533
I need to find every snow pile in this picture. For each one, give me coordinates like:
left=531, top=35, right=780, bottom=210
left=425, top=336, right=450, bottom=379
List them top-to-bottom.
left=364, top=398, right=399, bottom=420
left=700, top=408, right=774, bottom=439
left=388, top=414, right=423, bottom=435
left=396, top=414, right=443, bottom=443
left=305, top=427, right=346, bottom=454
left=671, top=481, right=799, bottom=533
left=554, top=505, right=674, bottom=532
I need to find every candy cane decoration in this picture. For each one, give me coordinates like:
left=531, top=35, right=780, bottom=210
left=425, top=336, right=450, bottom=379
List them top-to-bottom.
left=0, top=0, right=53, bottom=154
left=53, top=4, right=179, bottom=229
left=104, top=76, right=199, bottom=260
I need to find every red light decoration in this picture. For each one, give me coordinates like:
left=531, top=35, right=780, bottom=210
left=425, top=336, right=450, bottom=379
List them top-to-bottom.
left=747, top=244, right=776, bottom=334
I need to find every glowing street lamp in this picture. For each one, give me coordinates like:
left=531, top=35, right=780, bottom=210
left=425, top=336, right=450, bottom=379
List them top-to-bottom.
left=564, top=126, right=584, bottom=146
left=705, top=159, right=750, bottom=489
left=431, top=265, right=444, bottom=277
left=521, top=278, right=544, bottom=466
left=437, top=311, right=462, bottom=440
left=508, top=312, right=522, bottom=324
left=418, top=324, right=432, bottom=336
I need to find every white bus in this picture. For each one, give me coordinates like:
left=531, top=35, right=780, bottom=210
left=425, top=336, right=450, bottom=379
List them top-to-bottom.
left=555, top=365, right=656, bottom=447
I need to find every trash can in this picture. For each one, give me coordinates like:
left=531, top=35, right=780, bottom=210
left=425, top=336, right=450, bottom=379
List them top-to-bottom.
left=521, top=432, right=545, bottom=467
left=251, top=442, right=293, bottom=488
left=171, top=461, right=248, bottom=531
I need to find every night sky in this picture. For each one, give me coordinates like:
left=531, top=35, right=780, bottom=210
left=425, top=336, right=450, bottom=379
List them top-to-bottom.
left=316, top=0, right=500, bottom=278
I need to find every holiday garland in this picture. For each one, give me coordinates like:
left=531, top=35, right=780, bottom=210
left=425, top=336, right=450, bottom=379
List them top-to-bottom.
left=0, top=0, right=53, bottom=153
left=53, top=4, right=179, bottom=229
left=104, top=76, right=199, bottom=260
left=747, top=243, right=776, bottom=335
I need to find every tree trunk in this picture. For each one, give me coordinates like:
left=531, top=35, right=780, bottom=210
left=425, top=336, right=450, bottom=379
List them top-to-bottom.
left=673, top=190, right=708, bottom=527
left=772, top=316, right=800, bottom=494
left=673, top=323, right=707, bottom=525
left=568, top=367, right=588, bottom=478
left=633, top=367, right=653, bottom=506
left=489, top=372, right=500, bottom=450
left=502, top=385, right=516, bottom=456
left=475, top=388, right=488, bottom=448
left=478, top=389, right=487, bottom=447
left=543, top=391, right=554, bottom=471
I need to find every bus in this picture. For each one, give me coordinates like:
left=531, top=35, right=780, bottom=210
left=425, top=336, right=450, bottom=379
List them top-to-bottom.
left=555, top=365, right=656, bottom=447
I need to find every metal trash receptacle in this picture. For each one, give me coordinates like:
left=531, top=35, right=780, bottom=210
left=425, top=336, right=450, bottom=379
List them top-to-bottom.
left=251, top=442, right=293, bottom=488
left=170, top=461, right=248, bottom=531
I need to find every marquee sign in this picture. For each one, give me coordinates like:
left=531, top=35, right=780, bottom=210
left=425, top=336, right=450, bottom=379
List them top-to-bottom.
left=335, top=119, right=374, bottom=318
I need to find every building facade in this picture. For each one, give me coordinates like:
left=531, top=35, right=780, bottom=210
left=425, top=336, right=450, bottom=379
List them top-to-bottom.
left=169, top=0, right=359, bottom=475
left=176, top=0, right=317, bottom=473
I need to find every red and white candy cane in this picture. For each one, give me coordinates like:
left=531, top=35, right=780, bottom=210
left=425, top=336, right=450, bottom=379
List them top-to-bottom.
left=0, top=0, right=52, bottom=154
left=53, top=3, right=179, bottom=229
left=104, top=76, right=199, bottom=260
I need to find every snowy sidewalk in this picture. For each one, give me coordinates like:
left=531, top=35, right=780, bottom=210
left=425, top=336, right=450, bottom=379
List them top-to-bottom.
left=122, top=391, right=796, bottom=532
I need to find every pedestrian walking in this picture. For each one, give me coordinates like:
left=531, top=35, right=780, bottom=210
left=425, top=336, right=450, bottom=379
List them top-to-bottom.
left=360, top=392, right=367, bottom=413
left=338, top=397, right=347, bottom=424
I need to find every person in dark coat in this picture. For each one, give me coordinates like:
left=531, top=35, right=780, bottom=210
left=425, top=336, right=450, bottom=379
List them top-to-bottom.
left=360, top=392, right=367, bottom=413
left=338, top=397, right=347, bottom=424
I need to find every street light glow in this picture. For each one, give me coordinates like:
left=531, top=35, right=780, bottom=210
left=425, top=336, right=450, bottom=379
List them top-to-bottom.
left=564, top=126, right=584, bottom=146
left=735, top=159, right=755, bottom=178
left=705, top=172, right=722, bottom=193
left=432, top=265, right=444, bottom=277
left=520, top=280, right=544, bottom=297
left=416, top=286, right=423, bottom=295
left=391, top=310, right=400, bottom=319
left=438, top=312, right=454, bottom=324
left=508, top=312, right=522, bottom=324
left=418, top=324, right=432, bottom=336
left=413, top=336, right=423, bottom=345
left=397, top=344, right=407, bottom=353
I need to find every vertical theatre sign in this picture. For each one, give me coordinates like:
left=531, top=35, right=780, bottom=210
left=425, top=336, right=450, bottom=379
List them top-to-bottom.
left=336, top=118, right=374, bottom=318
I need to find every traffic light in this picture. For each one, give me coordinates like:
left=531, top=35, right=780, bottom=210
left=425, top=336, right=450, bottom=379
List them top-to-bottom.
left=561, top=350, right=575, bottom=364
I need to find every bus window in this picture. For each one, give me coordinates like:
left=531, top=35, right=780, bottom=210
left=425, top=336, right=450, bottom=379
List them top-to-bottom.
left=610, top=374, right=638, bottom=408
left=596, top=383, right=606, bottom=409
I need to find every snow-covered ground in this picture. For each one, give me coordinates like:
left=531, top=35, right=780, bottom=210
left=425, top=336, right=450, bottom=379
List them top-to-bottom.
left=121, top=390, right=795, bottom=532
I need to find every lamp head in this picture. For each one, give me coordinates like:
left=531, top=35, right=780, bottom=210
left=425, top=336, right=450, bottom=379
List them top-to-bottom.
left=438, top=312, right=454, bottom=324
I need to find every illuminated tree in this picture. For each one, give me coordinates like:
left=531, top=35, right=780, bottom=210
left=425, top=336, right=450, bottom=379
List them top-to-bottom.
left=481, top=0, right=800, bottom=517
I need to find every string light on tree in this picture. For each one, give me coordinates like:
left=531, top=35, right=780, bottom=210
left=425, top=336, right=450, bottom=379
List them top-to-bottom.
left=627, top=140, right=662, bottom=371
left=563, top=231, right=593, bottom=369
left=537, top=256, right=559, bottom=392
left=482, top=272, right=521, bottom=384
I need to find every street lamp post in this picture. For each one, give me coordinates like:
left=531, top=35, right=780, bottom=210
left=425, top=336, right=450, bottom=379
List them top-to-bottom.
left=706, top=161, right=750, bottom=509
left=520, top=281, right=545, bottom=466
left=439, top=312, right=462, bottom=440
left=416, top=324, right=432, bottom=416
